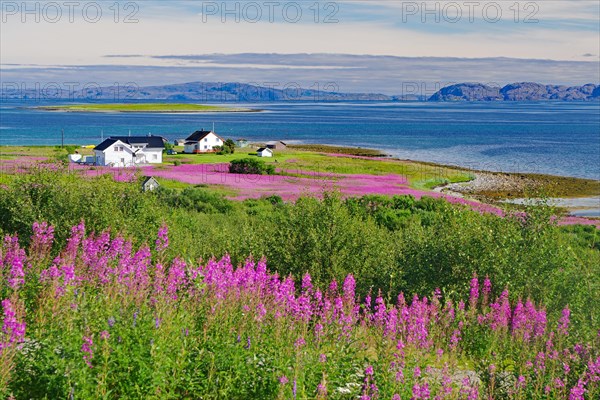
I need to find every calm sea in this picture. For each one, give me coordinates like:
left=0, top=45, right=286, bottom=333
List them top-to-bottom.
left=1, top=100, right=599, bottom=179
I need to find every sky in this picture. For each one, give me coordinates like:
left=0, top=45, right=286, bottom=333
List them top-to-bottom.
left=1, top=0, right=599, bottom=93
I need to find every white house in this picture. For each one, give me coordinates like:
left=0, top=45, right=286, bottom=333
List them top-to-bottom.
left=183, top=130, right=224, bottom=154
left=94, top=135, right=165, bottom=167
left=256, top=147, right=273, bottom=157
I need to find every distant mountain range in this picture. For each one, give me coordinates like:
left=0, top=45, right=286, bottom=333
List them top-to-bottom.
left=2, top=81, right=599, bottom=102
left=429, top=82, right=600, bottom=101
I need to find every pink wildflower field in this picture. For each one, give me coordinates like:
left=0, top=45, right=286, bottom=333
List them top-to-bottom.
left=1, top=223, right=599, bottom=398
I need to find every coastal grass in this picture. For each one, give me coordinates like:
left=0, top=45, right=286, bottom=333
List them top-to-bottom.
left=35, top=103, right=254, bottom=113
left=287, top=143, right=387, bottom=157
left=2, top=145, right=598, bottom=198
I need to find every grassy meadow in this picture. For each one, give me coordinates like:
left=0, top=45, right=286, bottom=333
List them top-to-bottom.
left=35, top=103, right=257, bottom=113
left=0, top=146, right=599, bottom=398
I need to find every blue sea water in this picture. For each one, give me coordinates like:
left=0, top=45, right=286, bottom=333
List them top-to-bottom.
left=1, top=100, right=599, bottom=179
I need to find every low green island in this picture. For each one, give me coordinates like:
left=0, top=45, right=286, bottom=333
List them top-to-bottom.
left=35, top=103, right=259, bottom=113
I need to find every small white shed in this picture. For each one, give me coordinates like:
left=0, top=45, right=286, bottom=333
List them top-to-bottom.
left=257, top=147, right=273, bottom=157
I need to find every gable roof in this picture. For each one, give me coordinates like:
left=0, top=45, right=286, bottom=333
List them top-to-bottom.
left=185, top=130, right=223, bottom=142
left=94, top=135, right=165, bottom=151
left=257, top=147, right=272, bottom=153
left=142, top=176, right=159, bottom=186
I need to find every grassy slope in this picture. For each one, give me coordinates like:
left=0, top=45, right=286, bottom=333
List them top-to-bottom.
left=35, top=103, right=253, bottom=113
left=1, top=145, right=597, bottom=198
left=164, top=148, right=472, bottom=187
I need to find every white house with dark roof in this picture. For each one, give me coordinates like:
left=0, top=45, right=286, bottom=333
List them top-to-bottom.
left=183, top=130, right=224, bottom=154
left=94, top=135, right=165, bottom=167
left=257, top=147, right=273, bottom=157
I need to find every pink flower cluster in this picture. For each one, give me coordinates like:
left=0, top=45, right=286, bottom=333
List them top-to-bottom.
left=1, top=235, right=27, bottom=290
left=1, top=299, right=26, bottom=352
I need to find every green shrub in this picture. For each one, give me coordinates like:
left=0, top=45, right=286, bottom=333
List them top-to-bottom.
left=229, top=158, right=275, bottom=175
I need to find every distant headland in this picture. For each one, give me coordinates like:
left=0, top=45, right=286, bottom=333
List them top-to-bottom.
left=3, top=81, right=599, bottom=102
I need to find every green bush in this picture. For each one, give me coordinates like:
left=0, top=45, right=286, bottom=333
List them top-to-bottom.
left=229, top=158, right=275, bottom=175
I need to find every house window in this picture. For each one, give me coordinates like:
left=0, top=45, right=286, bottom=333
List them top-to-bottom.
left=205, top=138, right=208, bottom=142
left=216, top=138, right=220, bottom=142
left=204, top=145, right=208, bottom=149
left=152, top=154, right=158, bottom=160
left=120, top=158, right=125, bottom=164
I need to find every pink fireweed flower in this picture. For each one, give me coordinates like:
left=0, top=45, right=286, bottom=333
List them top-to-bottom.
left=31, top=221, right=55, bottom=258
left=66, top=221, right=85, bottom=260
left=155, top=224, right=169, bottom=252
left=2, top=235, right=26, bottom=290
left=166, top=257, right=187, bottom=299
left=301, top=272, right=313, bottom=293
left=343, top=274, right=356, bottom=303
left=469, top=274, right=479, bottom=307
left=482, top=276, right=492, bottom=304
left=328, top=279, right=338, bottom=294
left=489, top=289, right=511, bottom=330
left=373, top=293, right=387, bottom=326
left=1, top=299, right=26, bottom=351
left=256, top=303, right=267, bottom=322
left=558, top=307, right=571, bottom=336
left=534, top=309, right=547, bottom=338
left=100, top=330, right=110, bottom=340
left=81, top=335, right=94, bottom=368
left=294, top=337, right=306, bottom=349
left=436, top=348, right=444, bottom=360
left=535, top=352, right=546, bottom=373
left=319, top=353, right=327, bottom=363
left=587, top=357, right=600, bottom=382
left=365, top=365, right=374, bottom=376
left=413, top=366, right=421, bottom=378
left=396, top=369, right=405, bottom=383
left=279, top=375, right=289, bottom=385
left=569, top=379, right=586, bottom=400
left=412, top=382, right=430, bottom=399
left=317, top=383, right=327, bottom=397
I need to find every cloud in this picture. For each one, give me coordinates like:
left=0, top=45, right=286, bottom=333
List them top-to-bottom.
left=1, top=1, right=599, bottom=65
left=2, top=54, right=598, bottom=95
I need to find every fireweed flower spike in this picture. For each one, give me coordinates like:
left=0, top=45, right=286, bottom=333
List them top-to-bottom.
left=155, top=224, right=169, bottom=253
left=2, top=235, right=26, bottom=290
left=469, top=274, right=479, bottom=308
left=1, top=299, right=26, bottom=351
left=558, top=307, right=571, bottom=336
left=81, top=335, right=94, bottom=368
